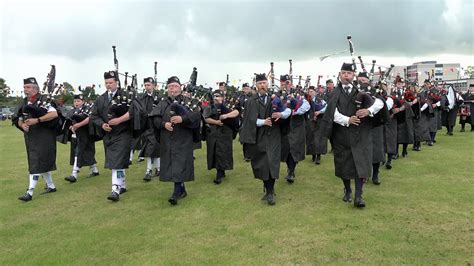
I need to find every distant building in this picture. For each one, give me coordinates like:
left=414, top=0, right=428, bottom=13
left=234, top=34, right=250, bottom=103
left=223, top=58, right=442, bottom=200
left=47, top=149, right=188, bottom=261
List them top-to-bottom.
left=371, top=61, right=464, bottom=86
left=405, top=61, right=460, bottom=83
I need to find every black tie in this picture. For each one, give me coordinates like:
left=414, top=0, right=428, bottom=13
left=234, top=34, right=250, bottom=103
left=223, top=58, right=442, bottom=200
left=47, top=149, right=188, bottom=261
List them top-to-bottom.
left=344, top=86, right=350, bottom=94
left=108, top=93, right=113, bottom=102
left=260, top=95, right=266, bottom=104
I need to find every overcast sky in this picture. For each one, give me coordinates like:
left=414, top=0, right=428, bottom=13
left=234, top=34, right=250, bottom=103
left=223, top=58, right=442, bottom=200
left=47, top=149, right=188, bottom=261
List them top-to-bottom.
left=1, top=0, right=473, bottom=95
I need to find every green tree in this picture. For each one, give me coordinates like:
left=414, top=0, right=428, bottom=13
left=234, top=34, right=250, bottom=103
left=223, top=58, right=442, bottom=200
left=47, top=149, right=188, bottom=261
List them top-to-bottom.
left=464, top=66, right=474, bottom=79
left=0, top=78, right=11, bottom=101
left=79, top=85, right=98, bottom=101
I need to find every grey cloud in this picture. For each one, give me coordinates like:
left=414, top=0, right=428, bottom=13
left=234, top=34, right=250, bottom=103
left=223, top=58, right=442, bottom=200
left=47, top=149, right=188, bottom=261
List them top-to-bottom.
left=1, top=0, right=473, bottom=64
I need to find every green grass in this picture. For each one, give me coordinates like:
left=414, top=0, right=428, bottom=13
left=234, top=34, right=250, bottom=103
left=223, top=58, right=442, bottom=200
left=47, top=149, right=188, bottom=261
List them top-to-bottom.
left=0, top=120, right=473, bottom=265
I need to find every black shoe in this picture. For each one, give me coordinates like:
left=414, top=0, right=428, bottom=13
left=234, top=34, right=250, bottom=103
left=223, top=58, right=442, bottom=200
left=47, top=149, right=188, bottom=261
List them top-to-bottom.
left=460, top=128, right=465, bottom=132
left=448, top=132, right=453, bottom=136
left=433, top=140, right=437, bottom=143
left=428, top=141, right=433, bottom=146
left=413, top=146, right=421, bottom=151
left=402, top=152, right=407, bottom=158
left=315, top=156, right=321, bottom=165
left=129, top=160, right=133, bottom=165
left=385, top=162, right=392, bottom=170
left=154, top=169, right=160, bottom=177
left=89, top=172, right=100, bottom=177
left=143, top=172, right=152, bottom=182
left=285, top=173, right=295, bottom=184
left=64, top=175, right=77, bottom=183
left=213, top=176, right=223, bottom=185
left=372, top=178, right=381, bottom=185
left=41, top=187, right=57, bottom=195
left=119, top=188, right=127, bottom=194
left=343, top=189, right=352, bottom=202
left=180, top=190, right=187, bottom=199
left=107, top=191, right=120, bottom=202
left=18, top=192, right=32, bottom=202
left=266, top=192, right=276, bottom=206
left=168, top=194, right=178, bottom=205
left=354, top=197, right=366, bottom=208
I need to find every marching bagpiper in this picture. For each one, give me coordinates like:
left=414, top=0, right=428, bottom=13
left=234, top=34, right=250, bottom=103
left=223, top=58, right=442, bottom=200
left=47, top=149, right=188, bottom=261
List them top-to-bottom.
left=321, top=63, right=384, bottom=208
left=90, top=71, right=137, bottom=202
left=240, top=73, right=291, bottom=206
left=279, top=74, right=310, bottom=183
left=150, top=76, right=202, bottom=205
left=14, top=77, right=59, bottom=201
left=140, top=77, right=161, bottom=182
left=460, top=84, right=474, bottom=132
left=203, top=90, right=240, bottom=184
left=64, top=94, right=100, bottom=183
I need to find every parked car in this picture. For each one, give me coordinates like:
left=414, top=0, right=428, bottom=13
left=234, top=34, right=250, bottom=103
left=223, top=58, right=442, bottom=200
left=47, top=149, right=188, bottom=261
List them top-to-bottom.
left=1, top=107, right=14, bottom=120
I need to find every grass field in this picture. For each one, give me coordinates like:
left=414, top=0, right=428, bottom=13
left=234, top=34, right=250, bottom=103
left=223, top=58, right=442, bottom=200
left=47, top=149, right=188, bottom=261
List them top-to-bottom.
left=0, top=120, right=473, bottom=265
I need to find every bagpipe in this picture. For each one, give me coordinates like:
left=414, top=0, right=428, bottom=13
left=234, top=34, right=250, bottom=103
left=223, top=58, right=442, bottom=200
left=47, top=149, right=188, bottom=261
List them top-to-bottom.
left=167, top=67, right=213, bottom=129
left=312, top=76, right=327, bottom=114
left=271, top=82, right=305, bottom=113
left=354, top=85, right=375, bottom=110
left=426, top=87, right=442, bottom=105
left=108, top=90, right=135, bottom=119
left=309, top=92, right=327, bottom=121
left=460, top=92, right=473, bottom=118
left=168, top=94, right=201, bottom=129
left=271, top=94, right=286, bottom=113
left=57, top=100, right=97, bottom=144
left=70, top=102, right=94, bottom=123
left=213, top=102, right=240, bottom=137
left=459, top=104, right=471, bottom=118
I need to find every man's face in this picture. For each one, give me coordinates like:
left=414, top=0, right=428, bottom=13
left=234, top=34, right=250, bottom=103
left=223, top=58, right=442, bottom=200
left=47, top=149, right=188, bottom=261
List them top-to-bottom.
left=339, top=71, right=354, bottom=84
left=358, top=77, right=370, bottom=86
left=105, top=78, right=118, bottom=91
left=256, top=80, right=268, bottom=93
left=282, top=81, right=292, bottom=90
left=144, top=82, right=154, bottom=93
left=326, top=82, right=334, bottom=91
left=396, top=82, right=404, bottom=89
left=167, top=83, right=181, bottom=97
left=23, top=84, right=37, bottom=98
left=219, top=85, right=226, bottom=92
left=242, top=86, right=251, bottom=94
left=469, top=86, right=474, bottom=93
left=308, top=89, right=316, bottom=98
left=213, top=94, right=223, bottom=104
left=74, top=99, right=84, bottom=108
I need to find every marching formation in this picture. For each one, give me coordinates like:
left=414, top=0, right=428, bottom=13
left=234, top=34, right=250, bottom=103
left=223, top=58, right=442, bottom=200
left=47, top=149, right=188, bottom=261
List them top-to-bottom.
left=11, top=42, right=474, bottom=208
